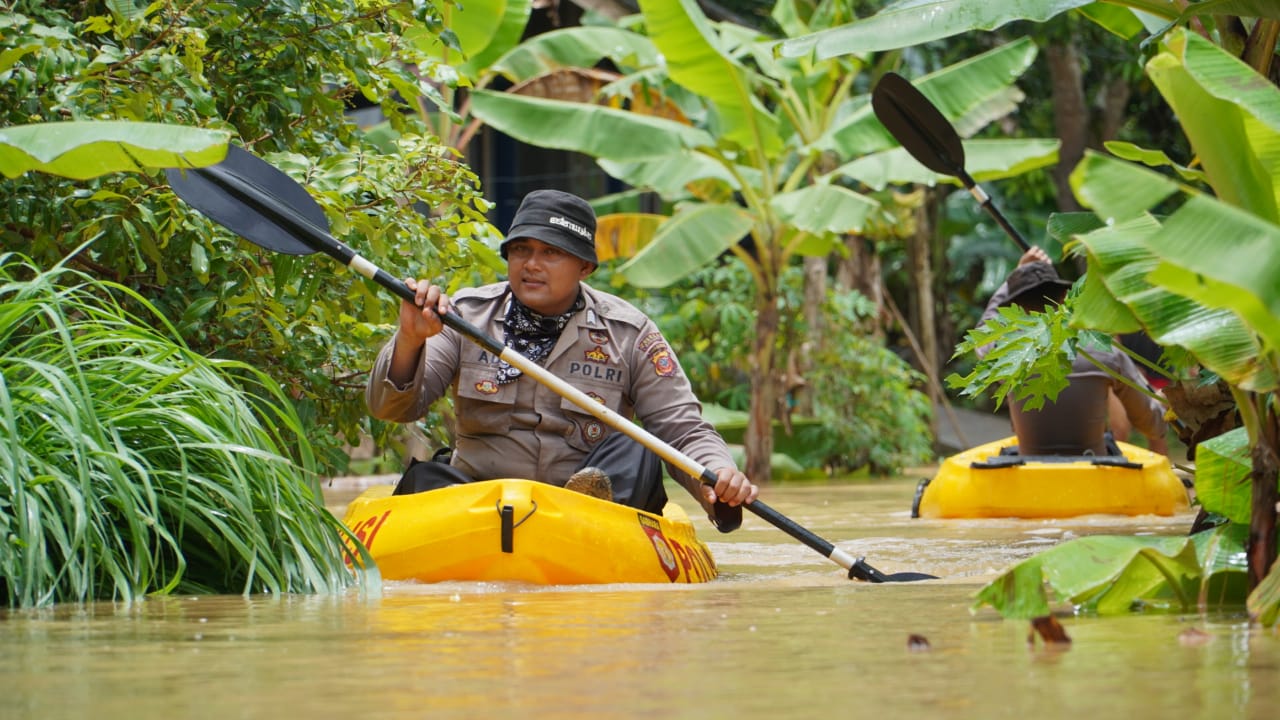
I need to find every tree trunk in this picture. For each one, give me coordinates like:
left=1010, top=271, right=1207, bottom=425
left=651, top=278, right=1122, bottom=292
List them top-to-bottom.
left=1046, top=41, right=1087, bottom=213
left=908, top=199, right=939, bottom=391
left=836, top=234, right=883, bottom=337
left=795, top=255, right=826, bottom=416
left=745, top=287, right=779, bottom=483
left=1248, top=397, right=1279, bottom=591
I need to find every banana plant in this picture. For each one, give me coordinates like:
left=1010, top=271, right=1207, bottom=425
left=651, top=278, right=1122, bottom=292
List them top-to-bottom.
left=467, top=0, right=1057, bottom=479
left=779, top=0, right=1280, bottom=68
left=970, top=28, right=1280, bottom=624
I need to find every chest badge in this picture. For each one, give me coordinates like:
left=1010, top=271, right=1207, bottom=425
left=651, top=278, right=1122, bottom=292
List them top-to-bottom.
left=589, top=329, right=609, bottom=345
left=585, top=346, right=610, bottom=364
left=474, top=379, right=499, bottom=395
left=582, top=420, right=605, bottom=444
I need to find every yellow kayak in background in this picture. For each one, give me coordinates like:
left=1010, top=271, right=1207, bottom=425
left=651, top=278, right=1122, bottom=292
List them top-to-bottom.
left=913, top=436, right=1191, bottom=519
left=342, top=479, right=716, bottom=584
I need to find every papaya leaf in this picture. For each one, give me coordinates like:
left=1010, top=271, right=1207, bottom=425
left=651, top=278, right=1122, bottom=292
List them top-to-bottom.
left=947, top=302, right=1075, bottom=410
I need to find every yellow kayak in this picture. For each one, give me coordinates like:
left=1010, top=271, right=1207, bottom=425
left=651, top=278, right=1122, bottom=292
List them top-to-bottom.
left=913, top=436, right=1190, bottom=519
left=342, top=479, right=716, bottom=584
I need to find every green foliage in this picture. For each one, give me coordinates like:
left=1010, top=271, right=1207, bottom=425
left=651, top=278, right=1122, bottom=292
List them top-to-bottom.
left=0, top=1, right=491, bottom=474
left=0, top=254, right=372, bottom=608
left=594, top=260, right=760, bottom=411
left=596, top=260, right=933, bottom=475
left=801, top=291, right=934, bottom=475
left=946, top=299, right=1078, bottom=410
left=1194, top=427, right=1253, bottom=525
left=974, top=524, right=1251, bottom=619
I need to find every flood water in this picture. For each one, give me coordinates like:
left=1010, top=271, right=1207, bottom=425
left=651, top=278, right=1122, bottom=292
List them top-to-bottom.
left=4, top=474, right=1278, bottom=719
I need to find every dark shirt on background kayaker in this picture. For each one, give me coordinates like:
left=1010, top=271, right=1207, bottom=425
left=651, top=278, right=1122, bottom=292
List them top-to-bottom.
left=366, top=189, right=757, bottom=530
left=976, top=247, right=1168, bottom=457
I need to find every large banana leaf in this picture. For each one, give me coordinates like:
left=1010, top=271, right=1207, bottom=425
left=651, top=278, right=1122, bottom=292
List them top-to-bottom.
left=406, top=0, right=521, bottom=75
left=637, top=0, right=781, bottom=154
left=778, top=0, right=1096, bottom=60
left=780, top=0, right=1280, bottom=61
left=488, top=27, right=661, bottom=84
left=1147, top=30, right=1280, bottom=220
left=1068, top=31, right=1280, bottom=387
left=815, top=38, right=1039, bottom=156
left=468, top=90, right=714, bottom=161
left=0, top=122, right=229, bottom=179
left=832, top=138, right=1060, bottom=190
left=598, top=151, right=744, bottom=197
left=769, top=184, right=878, bottom=236
left=1066, top=191, right=1276, bottom=391
left=1147, top=194, right=1280, bottom=357
left=616, top=203, right=755, bottom=287
left=595, top=213, right=664, bottom=261
left=1195, top=427, right=1253, bottom=525
left=974, top=524, right=1251, bottom=620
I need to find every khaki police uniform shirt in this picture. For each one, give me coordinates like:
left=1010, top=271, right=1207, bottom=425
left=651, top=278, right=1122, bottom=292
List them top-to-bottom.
left=366, top=281, right=737, bottom=515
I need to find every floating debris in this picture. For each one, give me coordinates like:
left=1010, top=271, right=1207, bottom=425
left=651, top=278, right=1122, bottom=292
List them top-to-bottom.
left=1028, top=615, right=1071, bottom=646
left=1177, top=627, right=1212, bottom=647
left=907, top=634, right=931, bottom=652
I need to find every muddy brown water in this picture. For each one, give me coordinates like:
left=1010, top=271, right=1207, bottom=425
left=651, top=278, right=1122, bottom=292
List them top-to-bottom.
left=3, top=474, right=1277, bottom=719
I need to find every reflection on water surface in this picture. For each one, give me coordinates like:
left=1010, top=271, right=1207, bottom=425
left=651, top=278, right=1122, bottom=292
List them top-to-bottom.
left=3, top=475, right=1275, bottom=719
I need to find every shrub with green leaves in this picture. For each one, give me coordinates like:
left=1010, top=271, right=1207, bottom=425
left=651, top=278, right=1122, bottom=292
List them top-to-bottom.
left=1, top=2, right=494, bottom=473
left=0, top=253, right=370, bottom=608
left=597, top=260, right=932, bottom=475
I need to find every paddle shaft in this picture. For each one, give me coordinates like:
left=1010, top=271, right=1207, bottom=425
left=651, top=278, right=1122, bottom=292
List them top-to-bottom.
left=872, top=73, right=1030, bottom=252
left=183, top=153, right=915, bottom=582
left=963, top=179, right=1029, bottom=252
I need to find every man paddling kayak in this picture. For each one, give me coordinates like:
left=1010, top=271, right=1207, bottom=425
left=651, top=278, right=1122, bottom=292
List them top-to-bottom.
left=366, top=189, right=757, bottom=531
left=978, top=246, right=1168, bottom=457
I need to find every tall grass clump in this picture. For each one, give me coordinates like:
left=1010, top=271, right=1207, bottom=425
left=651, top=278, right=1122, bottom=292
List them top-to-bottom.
left=0, top=253, right=374, bottom=608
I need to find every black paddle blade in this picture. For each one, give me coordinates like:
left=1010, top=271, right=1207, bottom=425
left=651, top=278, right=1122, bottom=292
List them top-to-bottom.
left=871, top=72, right=967, bottom=179
left=166, top=144, right=326, bottom=256
left=849, top=558, right=936, bottom=583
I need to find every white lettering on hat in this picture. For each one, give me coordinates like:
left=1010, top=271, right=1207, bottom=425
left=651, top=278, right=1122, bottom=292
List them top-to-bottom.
left=549, top=215, right=592, bottom=239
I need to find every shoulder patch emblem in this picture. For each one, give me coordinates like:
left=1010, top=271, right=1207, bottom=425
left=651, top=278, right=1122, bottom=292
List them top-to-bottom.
left=649, top=344, right=676, bottom=377
left=585, top=346, right=610, bottom=364
left=474, top=379, right=499, bottom=395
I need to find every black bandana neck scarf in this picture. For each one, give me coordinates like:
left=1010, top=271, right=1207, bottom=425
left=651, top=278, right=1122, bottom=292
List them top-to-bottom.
left=496, top=291, right=585, bottom=384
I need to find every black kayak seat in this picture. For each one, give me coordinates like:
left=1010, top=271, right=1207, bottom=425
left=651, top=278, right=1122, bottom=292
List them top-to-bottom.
left=970, top=454, right=1143, bottom=470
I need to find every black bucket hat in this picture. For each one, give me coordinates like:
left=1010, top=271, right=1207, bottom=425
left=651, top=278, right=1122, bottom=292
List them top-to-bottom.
left=500, top=190, right=598, bottom=267
left=1000, top=261, right=1074, bottom=307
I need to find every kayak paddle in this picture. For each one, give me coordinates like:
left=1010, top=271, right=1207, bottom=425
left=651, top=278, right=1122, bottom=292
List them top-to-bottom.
left=871, top=72, right=1030, bottom=251
left=166, top=145, right=935, bottom=583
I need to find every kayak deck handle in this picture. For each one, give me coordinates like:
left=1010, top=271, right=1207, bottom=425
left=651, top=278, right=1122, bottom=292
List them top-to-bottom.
left=497, top=501, right=537, bottom=554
